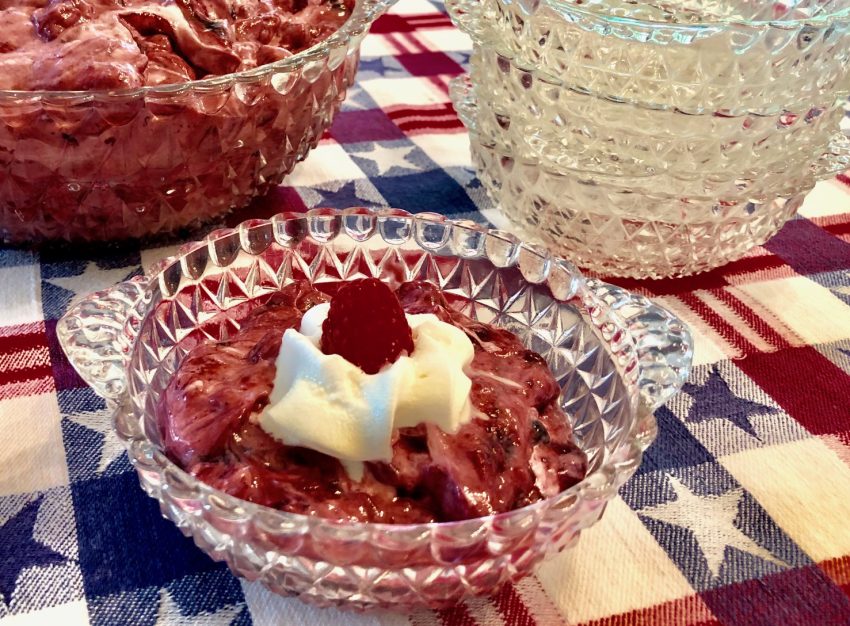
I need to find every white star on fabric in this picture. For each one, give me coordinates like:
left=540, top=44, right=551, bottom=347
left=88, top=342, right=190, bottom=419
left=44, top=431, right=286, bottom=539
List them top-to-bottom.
left=351, top=144, right=417, bottom=176
left=46, top=262, right=136, bottom=302
left=65, top=408, right=125, bottom=474
left=638, top=476, right=786, bottom=578
left=154, top=588, right=243, bottom=626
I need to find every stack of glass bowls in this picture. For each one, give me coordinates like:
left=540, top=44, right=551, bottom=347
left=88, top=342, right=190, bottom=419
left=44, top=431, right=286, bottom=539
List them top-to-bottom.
left=447, top=0, right=850, bottom=278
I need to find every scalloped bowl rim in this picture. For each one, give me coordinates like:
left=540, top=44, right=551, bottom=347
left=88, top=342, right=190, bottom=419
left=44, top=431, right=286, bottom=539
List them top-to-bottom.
left=0, top=0, right=395, bottom=101
left=542, top=0, right=850, bottom=31
left=121, top=208, right=653, bottom=535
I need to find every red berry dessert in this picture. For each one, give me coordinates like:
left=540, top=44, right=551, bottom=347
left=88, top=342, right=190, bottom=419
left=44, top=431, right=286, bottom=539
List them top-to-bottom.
left=0, top=0, right=353, bottom=90
left=0, top=0, right=357, bottom=243
left=158, top=279, right=588, bottom=524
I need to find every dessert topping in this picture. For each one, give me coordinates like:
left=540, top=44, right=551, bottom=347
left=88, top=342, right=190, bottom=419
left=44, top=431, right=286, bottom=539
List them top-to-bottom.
left=320, top=278, right=415, bottom=375
left=257, top=287, right=475, bottom=470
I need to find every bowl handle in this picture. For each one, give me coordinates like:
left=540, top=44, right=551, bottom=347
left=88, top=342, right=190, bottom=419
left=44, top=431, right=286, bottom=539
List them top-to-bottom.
left=56, top=276, right=149, bottom=401
left=585, top=279, right=693, bottom=413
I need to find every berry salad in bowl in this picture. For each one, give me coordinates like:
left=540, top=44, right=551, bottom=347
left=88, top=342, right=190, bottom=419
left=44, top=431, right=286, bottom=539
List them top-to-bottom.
left=0, top=0, right=392, bottom=244
left=58, top=208, right=693, bottom=609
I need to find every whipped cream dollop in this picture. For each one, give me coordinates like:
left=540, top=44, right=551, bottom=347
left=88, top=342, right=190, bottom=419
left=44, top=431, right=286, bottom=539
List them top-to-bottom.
left=257, top=303, right=475, bottom=477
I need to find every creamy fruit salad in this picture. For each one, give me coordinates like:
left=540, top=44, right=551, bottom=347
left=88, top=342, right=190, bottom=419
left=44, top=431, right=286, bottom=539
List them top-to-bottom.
left=0, top=0, right=353, bottom=90
left=0, top=0, right=358, bottom=243
left=158, top=279, right=588, bottom=523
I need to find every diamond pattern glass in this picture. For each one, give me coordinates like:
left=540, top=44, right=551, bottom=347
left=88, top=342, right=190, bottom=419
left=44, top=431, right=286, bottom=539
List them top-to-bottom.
left=448, top=0, right=850, bottom=278
left=451, top=0, right=850, bottom=115
left=463, top=52, right=846, bottom=195
left=463, top=114, right=810, bottom=278
left=57, top=209, right=692, bottom=609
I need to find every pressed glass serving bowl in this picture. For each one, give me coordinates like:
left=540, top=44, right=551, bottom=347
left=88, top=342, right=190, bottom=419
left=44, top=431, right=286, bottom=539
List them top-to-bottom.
left=0, top=0, right=393, bottom=245
left=447, top=0, right=850, bottom=278
left=448, top=0, right=850, bottom=115
left=463, top=49, right=848, bottom=190
left=455, top=72, right=844, bottom=200
left=449, top=75, right=841, bottom=278
left=467, top=134, right=807, bottom=278
left=57, top=209, right=692, bottom=610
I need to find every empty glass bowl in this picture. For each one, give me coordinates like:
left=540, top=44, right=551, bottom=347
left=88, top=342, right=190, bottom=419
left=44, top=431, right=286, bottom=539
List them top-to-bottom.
left=0, top=0, right=393, bottom=245
left=448, top=0, right=850, bottom=278
left=451, top=0, right=850, bottom=115
left=465, top=48, right=847, bottom=189
left=465, top=129, right=808, bottom=278
left=57, top=208, right=692, bottom=610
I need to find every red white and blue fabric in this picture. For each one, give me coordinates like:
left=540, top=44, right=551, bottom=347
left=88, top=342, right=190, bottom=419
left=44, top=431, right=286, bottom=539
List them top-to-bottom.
left=2, top=1, right=850, bottom=624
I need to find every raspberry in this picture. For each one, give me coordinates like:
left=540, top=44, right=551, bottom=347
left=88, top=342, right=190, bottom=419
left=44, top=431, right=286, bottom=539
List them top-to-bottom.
left=321, top=278, right=414, bottom=374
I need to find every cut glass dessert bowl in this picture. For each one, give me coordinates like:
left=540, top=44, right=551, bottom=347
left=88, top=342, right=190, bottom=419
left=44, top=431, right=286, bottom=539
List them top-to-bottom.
left=447, top=0, right=850, bottom=278
left=448, top=0, right=850, bottom=115
left=462, top=50, right=847, bottom=193
left=449, top=75, right=839, bottom=278
left=57, top=208, right=693, bottom=609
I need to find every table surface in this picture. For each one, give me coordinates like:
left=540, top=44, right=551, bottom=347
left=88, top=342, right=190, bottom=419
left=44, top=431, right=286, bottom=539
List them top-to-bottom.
left=3, top=2, right=850, bottom=624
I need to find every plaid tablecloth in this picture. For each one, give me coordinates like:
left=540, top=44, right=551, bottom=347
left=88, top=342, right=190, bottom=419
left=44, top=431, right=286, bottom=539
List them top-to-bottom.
left=3, top=1, right=850, bottom=624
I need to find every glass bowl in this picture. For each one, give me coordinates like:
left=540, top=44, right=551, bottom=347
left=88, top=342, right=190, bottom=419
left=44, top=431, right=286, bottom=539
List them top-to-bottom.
left=0, top=0, right=393, bottom=245
left=446, top=0, right=850, bottom=278
left=448, top=0, right=850, bottom=115
left=463, top=48, right=847, bottom=191
left=450, top=74, right=843, bottom=278
left=467, top=132, right=807, bottom=278
left=56, top=208, right=693, bottom=610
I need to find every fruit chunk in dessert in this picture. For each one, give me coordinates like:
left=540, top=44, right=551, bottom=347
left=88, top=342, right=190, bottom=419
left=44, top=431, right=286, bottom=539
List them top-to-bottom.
left=0, top=0, right=353, bottom=90
left=158, top=279, right=588, bottom=523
